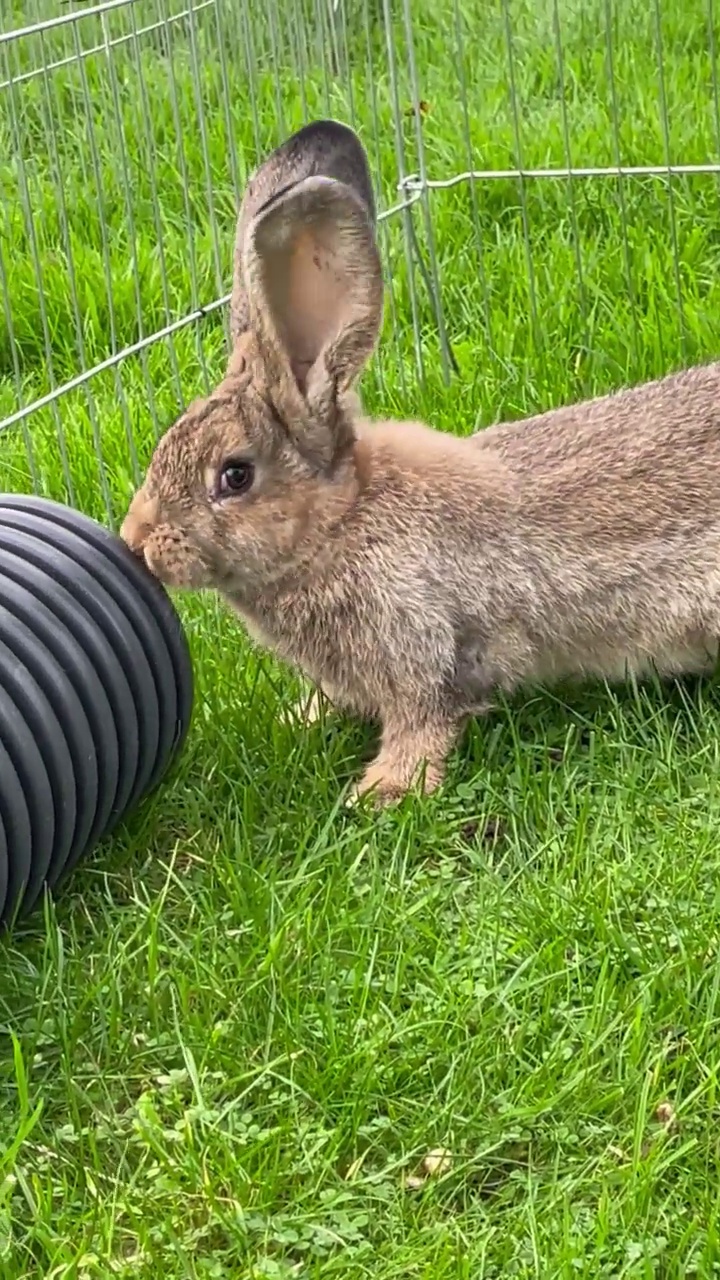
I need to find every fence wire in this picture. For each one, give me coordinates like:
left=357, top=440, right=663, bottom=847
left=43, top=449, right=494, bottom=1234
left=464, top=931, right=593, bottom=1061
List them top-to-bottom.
left=1, top=0, right=720, bottom=524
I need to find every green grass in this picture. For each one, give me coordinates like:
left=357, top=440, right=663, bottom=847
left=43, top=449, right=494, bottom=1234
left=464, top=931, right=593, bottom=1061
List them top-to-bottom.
left=2, top=0, right=720, bottom=1274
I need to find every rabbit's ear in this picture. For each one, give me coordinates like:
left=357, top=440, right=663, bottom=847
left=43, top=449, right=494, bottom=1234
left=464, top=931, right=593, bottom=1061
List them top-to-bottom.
left=229, top=119, right=376, bottom=350
left=245, top=174, right=382, bottom=391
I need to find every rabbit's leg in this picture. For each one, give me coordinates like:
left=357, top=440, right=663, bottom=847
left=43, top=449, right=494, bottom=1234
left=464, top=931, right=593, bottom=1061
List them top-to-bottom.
left=352, top=712, right=459, bottom=805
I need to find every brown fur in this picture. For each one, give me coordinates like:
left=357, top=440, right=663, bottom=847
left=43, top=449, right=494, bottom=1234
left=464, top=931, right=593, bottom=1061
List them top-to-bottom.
left=121, top=120, right=720, bottom=804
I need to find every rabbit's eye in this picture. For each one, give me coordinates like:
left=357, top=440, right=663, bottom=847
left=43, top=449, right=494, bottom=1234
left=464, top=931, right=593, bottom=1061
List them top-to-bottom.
left=217, top=459, right=255, bottom=497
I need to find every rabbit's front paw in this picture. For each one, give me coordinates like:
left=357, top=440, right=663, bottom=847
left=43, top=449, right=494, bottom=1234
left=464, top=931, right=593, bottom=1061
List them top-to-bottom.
left=346, top=714, right=458, bottom=808
left=349, top=757, right=444, bottom=808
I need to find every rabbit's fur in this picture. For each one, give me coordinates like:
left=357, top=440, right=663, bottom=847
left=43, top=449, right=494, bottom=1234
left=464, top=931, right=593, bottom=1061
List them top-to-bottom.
left=121, top=118, right=720, bottom=804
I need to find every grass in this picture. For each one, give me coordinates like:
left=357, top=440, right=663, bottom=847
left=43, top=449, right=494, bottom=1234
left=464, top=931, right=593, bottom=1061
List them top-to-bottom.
left=2, top=0, right=720, bottom=1273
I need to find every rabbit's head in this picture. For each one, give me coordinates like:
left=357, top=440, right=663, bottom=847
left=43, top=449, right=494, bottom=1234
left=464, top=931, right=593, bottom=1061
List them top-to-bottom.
left=121, top=120, right=383, bottom=597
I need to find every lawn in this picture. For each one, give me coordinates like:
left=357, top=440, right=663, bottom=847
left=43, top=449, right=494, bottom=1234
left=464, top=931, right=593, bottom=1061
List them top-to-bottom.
left=2, top=0, right=720, bottom=1274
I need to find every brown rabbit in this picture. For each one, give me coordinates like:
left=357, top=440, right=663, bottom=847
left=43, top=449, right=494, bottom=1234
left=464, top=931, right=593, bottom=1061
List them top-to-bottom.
left=121, top=118, right=720, bottom=805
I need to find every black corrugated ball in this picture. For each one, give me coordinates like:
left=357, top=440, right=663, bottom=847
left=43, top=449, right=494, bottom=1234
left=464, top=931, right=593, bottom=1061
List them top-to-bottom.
left=0, top=494, right=194, bottom=924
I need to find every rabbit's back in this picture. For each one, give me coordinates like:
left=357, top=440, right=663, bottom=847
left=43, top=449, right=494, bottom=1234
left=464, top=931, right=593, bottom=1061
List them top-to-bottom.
left=420, top=362, right=720, bottom=693
left=473, top=362, right=720, bottom=547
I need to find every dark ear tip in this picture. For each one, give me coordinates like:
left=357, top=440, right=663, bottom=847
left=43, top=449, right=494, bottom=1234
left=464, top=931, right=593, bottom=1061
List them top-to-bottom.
left=281, top=118, right=376, bottom=225
left=290, top=119, right=363, bottom=147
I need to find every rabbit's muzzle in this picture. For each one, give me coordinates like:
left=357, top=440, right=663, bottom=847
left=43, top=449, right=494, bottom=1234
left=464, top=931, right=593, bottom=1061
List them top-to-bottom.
left=120, top=491, right=158, bottom=556
left=121, top=491, right=208, bottom=589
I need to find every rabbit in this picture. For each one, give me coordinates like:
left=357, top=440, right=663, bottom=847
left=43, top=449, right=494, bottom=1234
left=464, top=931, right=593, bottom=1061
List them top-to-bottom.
left=121, top=116, right=720, bottom=806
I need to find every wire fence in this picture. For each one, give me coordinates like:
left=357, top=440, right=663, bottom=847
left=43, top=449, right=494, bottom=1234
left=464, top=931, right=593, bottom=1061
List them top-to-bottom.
left=1, top=0, right=720, bottom=523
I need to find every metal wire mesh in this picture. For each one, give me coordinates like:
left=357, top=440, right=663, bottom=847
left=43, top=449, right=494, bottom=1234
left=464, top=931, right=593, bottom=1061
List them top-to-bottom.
left=1, top=0, right=720, bottom=525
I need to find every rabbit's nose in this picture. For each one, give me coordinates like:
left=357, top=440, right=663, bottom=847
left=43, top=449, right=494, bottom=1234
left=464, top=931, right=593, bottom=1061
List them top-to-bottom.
left=120, top=492, right=159, bottom=555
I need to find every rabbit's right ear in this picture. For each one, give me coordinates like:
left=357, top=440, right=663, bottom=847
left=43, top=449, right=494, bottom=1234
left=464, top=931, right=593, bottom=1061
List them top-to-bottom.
left=229, top=120, right=376, bottom=350
left=242, top=171, right=382, bottom=468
